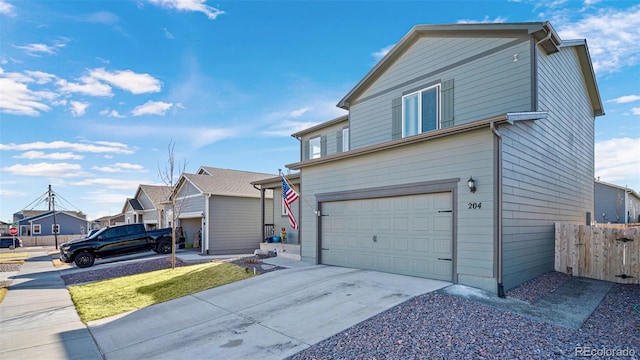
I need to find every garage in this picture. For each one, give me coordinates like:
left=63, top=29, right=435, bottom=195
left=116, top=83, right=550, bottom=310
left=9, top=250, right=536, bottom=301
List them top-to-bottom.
left=320, top=192, right=453, bottom=281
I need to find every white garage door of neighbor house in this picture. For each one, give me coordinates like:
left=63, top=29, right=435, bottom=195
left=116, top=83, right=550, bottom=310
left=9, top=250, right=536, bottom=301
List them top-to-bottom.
left=321, top=192, right=453, bottom=281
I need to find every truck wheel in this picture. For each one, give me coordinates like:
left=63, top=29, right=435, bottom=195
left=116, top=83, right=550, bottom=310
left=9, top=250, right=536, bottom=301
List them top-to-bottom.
left=157, top=239, right=171, bottom=254
left=74, top=251, right=95, bottom=268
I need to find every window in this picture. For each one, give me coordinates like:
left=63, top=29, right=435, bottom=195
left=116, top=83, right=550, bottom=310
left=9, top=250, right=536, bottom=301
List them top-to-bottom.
left=402, top=84, right=440, bottom=137
left=342, top=127, right=349, bottom=152
left=309, top=136, right=321, bottom=159
left=281, top=197, right=289, bottom=216
left=33, top=224, right=41, bottom=234
left=52, top=224, right=60, bottom=234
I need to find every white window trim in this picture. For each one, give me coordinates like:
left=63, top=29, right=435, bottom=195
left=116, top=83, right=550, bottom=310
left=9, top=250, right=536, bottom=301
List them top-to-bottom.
left=401, top=84, right=441, bottom=137
left=342, top=127, right=350, bottom=152
left=309, top=136, right=321, bottom=159
left=281, top=197, right=289, bottom=216
left=33, top=224, right=41, bottom=234
left=52, top=224, right=60, bottom=234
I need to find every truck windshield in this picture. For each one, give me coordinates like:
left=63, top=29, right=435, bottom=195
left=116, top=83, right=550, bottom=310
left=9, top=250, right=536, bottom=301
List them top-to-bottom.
left=88, top=228, right=107, bottom=239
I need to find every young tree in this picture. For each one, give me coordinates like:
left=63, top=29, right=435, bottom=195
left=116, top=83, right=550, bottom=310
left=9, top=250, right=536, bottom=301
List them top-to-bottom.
left=158, top=141, right=188, bottom=269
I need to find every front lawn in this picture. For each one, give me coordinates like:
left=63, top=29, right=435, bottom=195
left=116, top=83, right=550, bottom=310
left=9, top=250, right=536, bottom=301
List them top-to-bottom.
left=69, top=261, right=254, bottom=322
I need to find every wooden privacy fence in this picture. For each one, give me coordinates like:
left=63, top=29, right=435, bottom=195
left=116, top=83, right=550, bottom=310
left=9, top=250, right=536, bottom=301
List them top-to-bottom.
left=555, top=223, right=639, bottom=284
left=18, top=235, right=82, bottom=247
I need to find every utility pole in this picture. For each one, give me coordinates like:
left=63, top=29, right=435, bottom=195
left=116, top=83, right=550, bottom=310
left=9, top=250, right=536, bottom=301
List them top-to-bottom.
left=50, top=185, right=59, bottom=249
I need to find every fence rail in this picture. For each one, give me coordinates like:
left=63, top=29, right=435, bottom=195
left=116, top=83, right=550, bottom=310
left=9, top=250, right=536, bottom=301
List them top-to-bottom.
left=555, top=223, right=639, bottom=284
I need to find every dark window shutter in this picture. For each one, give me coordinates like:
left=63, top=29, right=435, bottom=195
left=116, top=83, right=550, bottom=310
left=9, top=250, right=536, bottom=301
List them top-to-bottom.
left=441, top=79, right=454, bottom=128
left=391, top=97, right=402, bottom=140
left=336, top=130, right=343, bottom=153
left=320, top=135, right=327, bottom=156
left=303, top=140, right=309, bottom=160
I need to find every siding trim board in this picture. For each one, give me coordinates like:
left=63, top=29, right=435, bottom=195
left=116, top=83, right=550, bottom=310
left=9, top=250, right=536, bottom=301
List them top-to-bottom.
left=288, top=112, right=547, bottom=170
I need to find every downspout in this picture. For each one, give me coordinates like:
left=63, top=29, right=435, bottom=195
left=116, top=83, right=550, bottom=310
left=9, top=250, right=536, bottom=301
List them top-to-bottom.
left=491, top=122, right=505, bottom=298
left=204, top=193, right=211, bottom=255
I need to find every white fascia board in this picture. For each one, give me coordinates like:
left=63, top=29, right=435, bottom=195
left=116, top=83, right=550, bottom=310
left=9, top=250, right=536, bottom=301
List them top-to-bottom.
left=505, top=111, right=549, bottom=124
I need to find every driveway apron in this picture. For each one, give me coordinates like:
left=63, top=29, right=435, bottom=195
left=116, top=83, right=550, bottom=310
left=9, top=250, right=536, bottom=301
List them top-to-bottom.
left=87, top=264, right=450, bottom=360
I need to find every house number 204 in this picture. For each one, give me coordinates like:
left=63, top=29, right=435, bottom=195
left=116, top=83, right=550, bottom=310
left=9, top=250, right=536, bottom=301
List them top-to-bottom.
left=468, top=202, right=482, bottom=209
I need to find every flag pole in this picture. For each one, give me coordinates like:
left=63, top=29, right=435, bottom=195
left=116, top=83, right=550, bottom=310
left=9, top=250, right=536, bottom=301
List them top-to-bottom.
left=280, top=170, right=319, bottom=216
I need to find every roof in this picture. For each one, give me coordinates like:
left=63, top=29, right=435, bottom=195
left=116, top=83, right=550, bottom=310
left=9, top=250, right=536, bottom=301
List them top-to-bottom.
left=336, top=21, right=603, bottom=117
left=291, top=114, right=348, bottom=138
left=175, top=168, right=277, bottom=199
left=251, top=172, right=301, bottom=188
left=595, top=179, right=640, bottom=199
left=138, top=184, right=171, bottom=205
left=19, top=210, right=88, bottom=223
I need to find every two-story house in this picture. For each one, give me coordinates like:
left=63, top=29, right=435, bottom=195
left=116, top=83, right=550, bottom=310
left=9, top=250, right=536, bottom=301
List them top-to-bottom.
left=286, top=22, right=604, bottom=295
left=122, top=185, right=172, bottom=229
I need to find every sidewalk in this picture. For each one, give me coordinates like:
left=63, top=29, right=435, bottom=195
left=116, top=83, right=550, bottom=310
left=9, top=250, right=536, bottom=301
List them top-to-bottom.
left=0, top=249, right=103, bottom=360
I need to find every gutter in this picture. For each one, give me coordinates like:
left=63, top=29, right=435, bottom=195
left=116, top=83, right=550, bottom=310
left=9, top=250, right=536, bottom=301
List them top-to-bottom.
left=491, top=122, right=505, bottom=298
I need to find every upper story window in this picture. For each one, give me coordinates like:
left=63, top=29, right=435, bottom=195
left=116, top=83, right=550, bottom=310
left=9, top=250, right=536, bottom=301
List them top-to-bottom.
left=402, top=84, right=440, bottom=137
left=342, top=127, right=350, bottom=152
left=309, top=136, right=321, bottom=159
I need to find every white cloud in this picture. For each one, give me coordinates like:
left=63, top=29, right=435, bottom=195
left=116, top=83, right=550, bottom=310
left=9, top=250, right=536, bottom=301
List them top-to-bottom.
left=0, top=0, right=15, bottom=16
left=148, top=0, right=225, bottom=20
left=556, top=5, right=640, bottom=73
left=84, top=11, right=120, bottom=25
left=457, top=16, right=508, bottom=24
left=164, top=28, right=175, bottom=39
left=14, top=42, right=66, bottom=57
left=372, top=44, right=395, bottom=62
left=89, top=68, right=162, bottom=94
left=24, top=70, right=57, bottom=84
left=0, top=77, right=52, bottom=116
left=57, top=77, right=113, bottom=97
left=608, top=95, right=640, bottom=104
left=132, top=100, right=173, bottom=116
left=70, top=101, right=89, bottom=116
left=289, top=106, right=312, bottom=118
left=632, top=107, right=640, bottom=115
left=100, top=108, right=125, bottom=118
left=262, top=120, right=322, bottom=137
left=595, top=137, right=640, bottom=190
left=0, top=140, right=135, bottom=154
left=14, top=151, right=84, bottom=160
left=2, top=162, right=84, bottom=177
left=92, top=162, right=145, bottom=173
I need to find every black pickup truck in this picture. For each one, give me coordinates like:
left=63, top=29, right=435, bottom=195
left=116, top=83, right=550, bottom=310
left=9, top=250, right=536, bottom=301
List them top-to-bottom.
left=60, top=223, right=173, bottom=268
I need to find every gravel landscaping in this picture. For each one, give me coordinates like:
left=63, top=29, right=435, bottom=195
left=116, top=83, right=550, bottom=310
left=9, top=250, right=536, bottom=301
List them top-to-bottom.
left=288, top=273, right=640, bottom=360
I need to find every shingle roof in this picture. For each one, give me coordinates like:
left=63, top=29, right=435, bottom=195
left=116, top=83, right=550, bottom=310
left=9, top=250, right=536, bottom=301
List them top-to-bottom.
left=180, top=168, right=276, bottom=199
left=139, top=185, right=171, bottom=205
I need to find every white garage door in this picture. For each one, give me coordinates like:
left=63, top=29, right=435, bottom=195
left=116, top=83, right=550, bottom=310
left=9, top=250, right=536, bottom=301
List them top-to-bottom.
left=321, top=192, right=453, bottom=281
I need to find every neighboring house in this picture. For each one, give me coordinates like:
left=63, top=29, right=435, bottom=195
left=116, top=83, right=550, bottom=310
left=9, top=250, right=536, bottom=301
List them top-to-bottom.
left=286, top=22, right=604, bottom=295
left=293, top=114, right=349, bottom=160
left=169, top=168, right=275, bottom=255
left=251, top=173, right=301, bottom=244
left=595, top=180, right=640, bottom=224
left=123, top=185, right=172, bottom=229
left=13, top=209, right=85, bottom=223
left=16, top=211, right=89, bottom=236
left=91, top=213, right=125, bottom=230
left=0, top=221, right=9, bottom=235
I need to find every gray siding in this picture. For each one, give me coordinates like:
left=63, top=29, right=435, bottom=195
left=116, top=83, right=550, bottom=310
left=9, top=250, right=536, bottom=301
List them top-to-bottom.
left=350, top=36, right=532, bottom=149
left=500, top=45, right=596, bottom=290
left=300, top=120, right=349, bottom=160
left=300, top=129, right=497, bottom=291
left=272, top=185, right=300, bottom=244
left=139, top=193, right=159, bottom=224
left=209, top=195, right=271, bottom=254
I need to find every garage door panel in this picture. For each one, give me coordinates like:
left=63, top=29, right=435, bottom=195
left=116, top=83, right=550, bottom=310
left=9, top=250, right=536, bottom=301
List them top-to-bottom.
left=321, top=192, right=453, bottom=281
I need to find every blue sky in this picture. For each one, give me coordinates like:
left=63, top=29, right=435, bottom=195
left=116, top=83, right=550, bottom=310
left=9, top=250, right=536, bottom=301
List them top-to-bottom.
left=1, top=0, right=638, bottom=222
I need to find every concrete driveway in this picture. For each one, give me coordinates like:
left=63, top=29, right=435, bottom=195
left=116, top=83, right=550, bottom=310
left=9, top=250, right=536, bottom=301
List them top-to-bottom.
left=87, top=262, right=450, bottom=359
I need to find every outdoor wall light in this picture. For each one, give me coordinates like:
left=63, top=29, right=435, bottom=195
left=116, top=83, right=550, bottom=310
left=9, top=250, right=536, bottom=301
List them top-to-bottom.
left=467, top=176, right=476, bottom=193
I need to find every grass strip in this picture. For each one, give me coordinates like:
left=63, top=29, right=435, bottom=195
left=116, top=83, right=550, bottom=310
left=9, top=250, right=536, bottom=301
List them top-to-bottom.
left=0, top=252, right=28, bottom=260
left=69, top=261, right=254, bottom=322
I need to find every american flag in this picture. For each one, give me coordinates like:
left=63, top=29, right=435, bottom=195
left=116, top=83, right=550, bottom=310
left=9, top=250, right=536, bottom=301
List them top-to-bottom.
left=282, top=177, right=299, bottom=230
